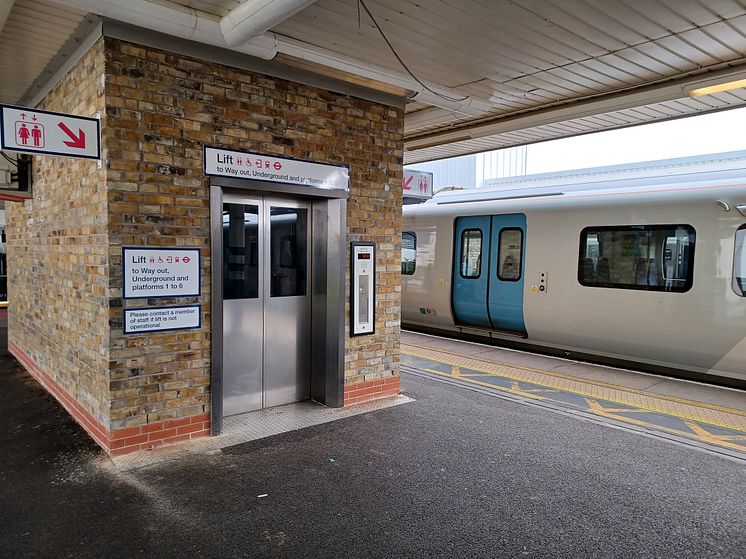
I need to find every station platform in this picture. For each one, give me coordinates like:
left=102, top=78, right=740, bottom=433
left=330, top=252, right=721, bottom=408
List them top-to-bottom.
left=2, top=324, right=745, bottom=557
left=402, top=331, right=746, bottom=459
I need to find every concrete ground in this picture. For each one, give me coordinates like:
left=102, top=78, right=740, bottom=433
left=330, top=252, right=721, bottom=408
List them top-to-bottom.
left=1, top=322, right=745, bottom=558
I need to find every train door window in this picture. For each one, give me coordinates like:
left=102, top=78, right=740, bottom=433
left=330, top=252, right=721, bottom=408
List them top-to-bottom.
left=578, top=225, right=695, bottom=292
left=734, top=225, right=746, bottom=297
left=497, top=228, right=522, bottom=281
left=460, top=229, right=482, bottom=278
left=402, top=232, right=417, bottom=275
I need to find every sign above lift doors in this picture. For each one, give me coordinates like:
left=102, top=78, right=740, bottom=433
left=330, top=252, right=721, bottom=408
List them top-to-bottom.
left=0, top=104, right=101, bottom=160
left=204, top=146, right=349, bottom=191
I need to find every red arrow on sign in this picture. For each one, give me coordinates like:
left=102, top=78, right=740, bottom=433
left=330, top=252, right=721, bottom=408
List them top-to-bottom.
left=58, top=122, right=86, bottom=148
left=403, top=175, right=414, bottom=190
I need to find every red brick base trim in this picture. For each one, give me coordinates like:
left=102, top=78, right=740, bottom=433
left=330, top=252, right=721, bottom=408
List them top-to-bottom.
left=8, top=339, right=210, bottom=456
left=344, top=376, right=401, bottom=406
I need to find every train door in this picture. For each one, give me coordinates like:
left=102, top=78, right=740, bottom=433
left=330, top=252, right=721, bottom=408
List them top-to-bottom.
left=221, top=194, right=311, bottom=416
left=452, top=214, right=526, bottom=333
left=487, top=214, right=526, bottom=332
left=452, top=216, right=492, bottom=327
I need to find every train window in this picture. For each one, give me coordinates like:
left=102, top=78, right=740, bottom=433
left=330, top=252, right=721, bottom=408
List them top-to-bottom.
left=578, top=225, right=695, bottom=293
left=734, top=225, right=746, bottom=297
left=498, top=228, right=522, bottom=281
left=460, top=229, right=482, bottom=278
left=402, top=232, right=417, bottom=275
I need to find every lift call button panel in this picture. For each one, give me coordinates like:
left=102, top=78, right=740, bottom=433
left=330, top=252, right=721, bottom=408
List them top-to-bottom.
left=351, top=243, right=375, bottom=336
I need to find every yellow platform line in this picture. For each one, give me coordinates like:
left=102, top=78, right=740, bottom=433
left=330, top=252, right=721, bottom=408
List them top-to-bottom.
left=402, top=342, right=746, bottom=432
left=586, top=399, right=746, bottom=453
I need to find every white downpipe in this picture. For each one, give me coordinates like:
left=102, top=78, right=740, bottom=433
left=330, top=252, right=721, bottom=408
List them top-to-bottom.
left=0, top=0, right=14, bottom=35
left=47, top=0, right=492, bottom=116
left=220, top=0, right=317, bottom=47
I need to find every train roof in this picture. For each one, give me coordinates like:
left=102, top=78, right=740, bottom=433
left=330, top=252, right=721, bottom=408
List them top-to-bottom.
left=419, top=150, right=746, bottom=206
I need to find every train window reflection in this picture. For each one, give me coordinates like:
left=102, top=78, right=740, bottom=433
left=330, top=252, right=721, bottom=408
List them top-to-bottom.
left=578, top=225, right=695, bottom=293
left=734, top=225, right=746, bottom=297
left=498, top=228, right=522, bottom=281
left=460, top=229, right=482, bottom=278
left=402, top=232, right=416, bottom=275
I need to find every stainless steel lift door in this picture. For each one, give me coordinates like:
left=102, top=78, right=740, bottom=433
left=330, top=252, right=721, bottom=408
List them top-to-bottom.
left=222, top=194, right=311, bottom=416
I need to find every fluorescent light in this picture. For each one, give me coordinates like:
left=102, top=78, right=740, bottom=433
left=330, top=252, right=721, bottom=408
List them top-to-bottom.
left=688, top=78, right=746, bottom=97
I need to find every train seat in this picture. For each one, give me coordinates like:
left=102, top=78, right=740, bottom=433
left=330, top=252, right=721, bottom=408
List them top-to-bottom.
left=582, top=257, right=596, bottom=282
left=595, top=257, right=611, bottom=282
left=633, top=257, right=649, bottom=285
left=647, top=258, right=659, bottom=286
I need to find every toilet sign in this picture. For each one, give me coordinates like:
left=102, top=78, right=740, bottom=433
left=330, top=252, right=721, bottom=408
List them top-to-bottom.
left=0, top=104, right=101, bottom=160
left=402, top=169, right=433, bottom=200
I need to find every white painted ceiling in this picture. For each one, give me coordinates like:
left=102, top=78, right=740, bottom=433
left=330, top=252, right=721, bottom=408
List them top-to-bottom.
left=4, top=0, right=746, bottom=164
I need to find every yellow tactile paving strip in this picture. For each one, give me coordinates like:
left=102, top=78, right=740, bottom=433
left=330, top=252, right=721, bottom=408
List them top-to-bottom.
left=402, top=342, right=746, bottom=432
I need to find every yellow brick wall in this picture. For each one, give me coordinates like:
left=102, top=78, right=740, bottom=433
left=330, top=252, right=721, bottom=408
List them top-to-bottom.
left=6, top=39, right=110, bottom=426
left=105, top=39, right=403, bottom=430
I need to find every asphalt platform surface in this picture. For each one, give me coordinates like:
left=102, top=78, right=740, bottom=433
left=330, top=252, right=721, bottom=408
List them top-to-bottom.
left=1, top=322, right=745, bottom=558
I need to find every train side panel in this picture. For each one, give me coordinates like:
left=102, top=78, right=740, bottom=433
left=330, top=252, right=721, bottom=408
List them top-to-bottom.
left=402, top=185, right=746, bottom=383
left=521, top=197, right=746, bottom=381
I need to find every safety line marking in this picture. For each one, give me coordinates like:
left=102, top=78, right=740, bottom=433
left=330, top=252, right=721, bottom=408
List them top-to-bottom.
left=402, top=342, right=746, bottom=433
left=404, top=366, right=746, bottom=461
left=422, top=368, right=545, bottom=401
left=582, top=399, right=746, bottom=452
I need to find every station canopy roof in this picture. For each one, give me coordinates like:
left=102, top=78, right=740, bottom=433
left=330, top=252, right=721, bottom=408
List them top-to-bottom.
left=3, top=0, right=746, bottom=164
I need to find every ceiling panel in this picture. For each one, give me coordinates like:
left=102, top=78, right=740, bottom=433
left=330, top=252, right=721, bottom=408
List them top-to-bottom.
left=0, top=0, right=88, bottom=104
left=3, top=0, right=746, bottom=167
left=271, top=0, right=746, bottom=164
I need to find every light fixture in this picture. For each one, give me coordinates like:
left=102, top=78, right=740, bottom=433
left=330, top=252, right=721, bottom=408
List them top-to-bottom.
left=688, top=78, right=746, bottom=97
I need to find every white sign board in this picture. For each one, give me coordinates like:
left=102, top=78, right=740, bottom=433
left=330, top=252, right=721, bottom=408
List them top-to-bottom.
left=0, top=104, right=100, bottom=160
left=204, top=146, right=349, bottom=191
left=402, top=169, right=433, bottom=199
left=123, top=247, right=200, bottom=299
left=124, top=305, right=201, bottom=334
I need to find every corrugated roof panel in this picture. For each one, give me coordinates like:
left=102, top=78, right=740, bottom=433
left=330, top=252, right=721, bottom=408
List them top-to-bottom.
left=0, top=0, right=88, bottom=104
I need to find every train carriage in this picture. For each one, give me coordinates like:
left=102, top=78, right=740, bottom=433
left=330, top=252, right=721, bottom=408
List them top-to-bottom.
left=401, top=156, right=746, bottom=387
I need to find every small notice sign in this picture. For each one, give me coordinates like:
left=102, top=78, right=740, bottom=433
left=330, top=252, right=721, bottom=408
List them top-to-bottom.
left=204, top=146, right=349, bottom=191
left=123, top=247, right=200, bottom=299
left=124, top=305, right=201, bottom=334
